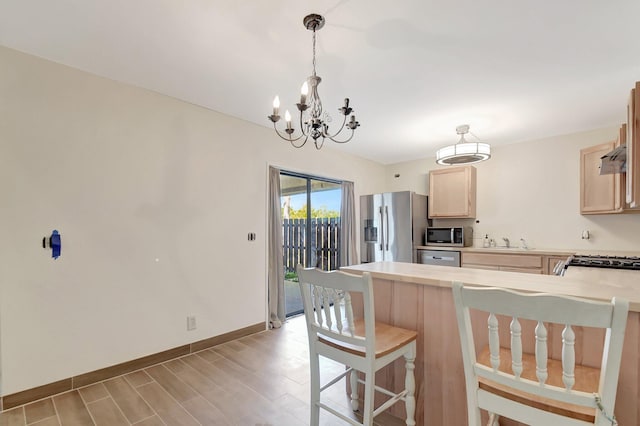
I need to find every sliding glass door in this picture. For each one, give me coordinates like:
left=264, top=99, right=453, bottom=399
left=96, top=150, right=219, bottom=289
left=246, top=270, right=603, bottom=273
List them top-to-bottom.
left=279, top=171, right=342, bottom=317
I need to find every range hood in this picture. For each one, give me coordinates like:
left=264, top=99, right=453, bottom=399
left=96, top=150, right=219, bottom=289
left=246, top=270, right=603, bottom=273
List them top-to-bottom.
left=600, top=144, right=627, bottom=175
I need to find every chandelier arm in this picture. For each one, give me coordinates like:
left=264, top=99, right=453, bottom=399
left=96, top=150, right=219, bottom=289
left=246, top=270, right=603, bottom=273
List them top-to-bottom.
left=298, top=110, right=309, bottom=137
left=323, top=114, right=348, bottom=139
left=272, top=123, right=308, bottom=147
left=327, top=129, right=355, bottom=144
left=290, top=134, right=311, bottom=149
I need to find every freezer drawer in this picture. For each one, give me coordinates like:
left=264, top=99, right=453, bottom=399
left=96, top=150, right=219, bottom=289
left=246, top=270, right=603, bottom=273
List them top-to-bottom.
left=418, top=250, right=461, bottom=267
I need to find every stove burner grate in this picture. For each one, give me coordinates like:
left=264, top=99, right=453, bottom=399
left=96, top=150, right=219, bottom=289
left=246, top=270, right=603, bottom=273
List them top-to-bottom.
left=566, top=255, right=640, bottom=270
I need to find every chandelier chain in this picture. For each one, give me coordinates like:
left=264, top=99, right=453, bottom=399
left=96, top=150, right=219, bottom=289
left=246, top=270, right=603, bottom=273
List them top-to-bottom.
left=312, top=29, right=317, bottom=77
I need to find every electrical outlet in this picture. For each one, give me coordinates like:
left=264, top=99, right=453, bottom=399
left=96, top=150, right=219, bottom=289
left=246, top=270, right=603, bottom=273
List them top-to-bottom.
left=187, top=316, right=197, bottom=331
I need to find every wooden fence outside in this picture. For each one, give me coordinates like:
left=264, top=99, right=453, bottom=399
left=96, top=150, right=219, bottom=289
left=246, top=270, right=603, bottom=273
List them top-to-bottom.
left=283, top=218, right=341, bottom=272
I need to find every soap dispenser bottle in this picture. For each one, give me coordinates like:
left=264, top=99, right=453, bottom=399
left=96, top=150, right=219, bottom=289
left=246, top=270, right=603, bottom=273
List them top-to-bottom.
left=483, top=234, right=490, bottom=248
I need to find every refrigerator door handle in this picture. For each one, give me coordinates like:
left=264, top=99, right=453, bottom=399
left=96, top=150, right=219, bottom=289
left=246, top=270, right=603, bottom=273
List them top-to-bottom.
left=385, top=205, right=390, bottom=251
left=379, top=206, right=384, bottom=251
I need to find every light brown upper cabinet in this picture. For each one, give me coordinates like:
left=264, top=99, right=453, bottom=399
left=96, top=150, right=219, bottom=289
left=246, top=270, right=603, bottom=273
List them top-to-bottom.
left=627, top=82, right=640, bottom=208
left=580, top=124, right=640, bottom=215
left=580, top=139, right=624, bottom=214
left=429, top=165, right=476, bottom=218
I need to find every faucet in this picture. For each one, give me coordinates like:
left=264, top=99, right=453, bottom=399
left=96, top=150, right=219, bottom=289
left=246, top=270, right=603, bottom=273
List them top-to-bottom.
left=502, top=237, right=510, bottom=248
left=520, top=238, right=529, bottom=250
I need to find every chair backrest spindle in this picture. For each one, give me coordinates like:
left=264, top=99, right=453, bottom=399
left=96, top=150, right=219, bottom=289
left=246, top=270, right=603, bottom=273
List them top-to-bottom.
left=488, top=313, right=500, bottom=371
left=510, top=317, right=523, bottom=379
left=535, top=321, right=548, bottom=385
left=562, top=324, right=576, bottom=391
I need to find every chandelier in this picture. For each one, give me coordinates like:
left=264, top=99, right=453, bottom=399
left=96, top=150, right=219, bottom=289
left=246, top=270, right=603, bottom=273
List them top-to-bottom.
left=268, top=14, right=360, bottom=149
left=436, top=124, right=491, bottom=165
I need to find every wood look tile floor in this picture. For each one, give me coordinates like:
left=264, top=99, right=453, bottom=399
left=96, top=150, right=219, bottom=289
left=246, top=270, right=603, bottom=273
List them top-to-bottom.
left=0, top=315, right=404, bottom=426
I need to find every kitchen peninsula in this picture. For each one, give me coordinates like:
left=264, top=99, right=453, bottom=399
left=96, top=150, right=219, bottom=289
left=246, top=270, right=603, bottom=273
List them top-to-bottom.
left=341, top=262, right=640, bottom=425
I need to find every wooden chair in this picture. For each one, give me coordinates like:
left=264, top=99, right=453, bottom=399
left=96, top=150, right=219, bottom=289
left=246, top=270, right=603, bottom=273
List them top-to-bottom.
left=297, top=264, right=418, bottom=426
left=452, top=281, right=629, bottom=426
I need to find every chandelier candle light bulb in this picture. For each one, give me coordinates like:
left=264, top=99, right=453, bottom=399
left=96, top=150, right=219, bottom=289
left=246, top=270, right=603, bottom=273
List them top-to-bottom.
left=268, top=13, right=360, bottom=149
left=300, top=82, right=308, bottom=104
left=285, top=110, right=292, bottom=130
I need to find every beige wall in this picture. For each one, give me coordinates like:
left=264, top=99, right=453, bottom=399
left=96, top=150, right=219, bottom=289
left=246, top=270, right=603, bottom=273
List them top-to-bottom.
left=0, top=46, right=386, bottom=395
left=385, top=127, right=640, bottom=251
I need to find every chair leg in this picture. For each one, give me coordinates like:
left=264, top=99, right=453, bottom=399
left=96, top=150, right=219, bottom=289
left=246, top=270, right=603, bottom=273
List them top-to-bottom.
left=404, top=350, right=416, bottom=426
left=310, top=352, right=321, bottom=426
left=350, top=368, right=359, bottom=411
left=362, top=370, right=375, bottom=426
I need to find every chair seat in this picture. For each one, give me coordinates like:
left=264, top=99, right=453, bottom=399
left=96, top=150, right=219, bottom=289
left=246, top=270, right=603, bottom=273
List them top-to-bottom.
left=319, top=319, right=417, bottom=358
left=477, top=346, right=599, bottom=422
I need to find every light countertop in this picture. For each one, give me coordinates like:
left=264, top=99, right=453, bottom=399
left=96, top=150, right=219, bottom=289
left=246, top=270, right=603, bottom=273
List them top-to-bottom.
left=416, top=245, right=640, bottom=257
left=416, top=246, right=573, bottom=256
left=341, top=261, right=640, bottom=312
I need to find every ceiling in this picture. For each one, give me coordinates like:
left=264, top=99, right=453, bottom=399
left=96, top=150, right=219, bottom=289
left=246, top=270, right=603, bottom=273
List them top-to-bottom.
left=2, top=1, right=640, bottom=164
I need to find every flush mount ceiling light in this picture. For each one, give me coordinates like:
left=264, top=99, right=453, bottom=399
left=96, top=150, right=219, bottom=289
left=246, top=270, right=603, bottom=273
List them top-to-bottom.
left=268, top=14, right=360, bottom=149
left=435, top=124, right=491, bottom=165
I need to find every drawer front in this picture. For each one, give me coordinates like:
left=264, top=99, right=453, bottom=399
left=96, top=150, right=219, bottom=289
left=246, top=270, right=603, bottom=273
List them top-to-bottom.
left=462, top=252, right=543, bottom=269
left=462, top=264, right=500, bottom=271
left=501, top=267, right=544, bottom=274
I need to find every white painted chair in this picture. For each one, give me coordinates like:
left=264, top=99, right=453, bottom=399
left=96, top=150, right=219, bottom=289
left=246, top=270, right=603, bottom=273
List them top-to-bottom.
left=297, top=264, right=417, bottom=426
left=452, top=281, right=629, bottom=426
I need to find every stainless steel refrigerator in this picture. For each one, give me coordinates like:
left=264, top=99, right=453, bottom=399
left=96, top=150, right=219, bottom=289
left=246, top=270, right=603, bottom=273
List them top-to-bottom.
left=360, top=191, right=428, bottom=263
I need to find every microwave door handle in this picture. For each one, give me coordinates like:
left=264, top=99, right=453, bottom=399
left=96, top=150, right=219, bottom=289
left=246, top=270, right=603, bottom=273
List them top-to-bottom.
left=379, top=206, right=384, bottom=251
left=385, top=206, right=390, bottom=251
left=451, top=228, right=455, bottom=244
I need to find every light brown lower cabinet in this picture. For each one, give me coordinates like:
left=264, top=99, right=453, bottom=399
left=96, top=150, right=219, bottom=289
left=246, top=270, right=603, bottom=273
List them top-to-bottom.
left=462, top=252, right=544, bottom=274
left=544, top=255, right=571, bottom=275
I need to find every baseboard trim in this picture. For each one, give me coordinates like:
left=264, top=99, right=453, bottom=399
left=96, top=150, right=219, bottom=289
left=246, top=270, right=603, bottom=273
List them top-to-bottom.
left=1, top=321, right=266, bottom=411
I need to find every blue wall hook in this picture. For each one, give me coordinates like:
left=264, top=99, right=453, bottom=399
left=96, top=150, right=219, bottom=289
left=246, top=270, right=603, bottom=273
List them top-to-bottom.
left=42, top=230, right=62, bottom=259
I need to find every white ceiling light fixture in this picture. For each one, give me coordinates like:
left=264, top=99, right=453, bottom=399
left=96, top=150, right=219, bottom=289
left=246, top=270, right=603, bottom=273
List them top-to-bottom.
left=268, top=13, right=360, bottom=149
left=436, top=124, right=491, bottom=165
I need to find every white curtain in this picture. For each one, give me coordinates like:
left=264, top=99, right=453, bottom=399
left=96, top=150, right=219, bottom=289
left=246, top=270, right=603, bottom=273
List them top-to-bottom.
left=268, top=166, right=285, bottom=328
left=339, top=181, right=358, bottom=267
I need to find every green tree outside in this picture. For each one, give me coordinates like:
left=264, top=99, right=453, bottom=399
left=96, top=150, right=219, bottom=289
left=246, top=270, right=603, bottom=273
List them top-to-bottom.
left=284, top=205, right=340, bottom=219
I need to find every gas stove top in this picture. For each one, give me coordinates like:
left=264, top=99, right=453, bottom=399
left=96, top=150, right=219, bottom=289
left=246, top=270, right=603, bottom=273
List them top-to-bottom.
left=565, top=255, right=640, bottom=270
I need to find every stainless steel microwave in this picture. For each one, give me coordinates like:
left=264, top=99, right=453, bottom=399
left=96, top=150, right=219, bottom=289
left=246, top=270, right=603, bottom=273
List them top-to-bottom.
left=425, top=226, right=473, bottom=247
